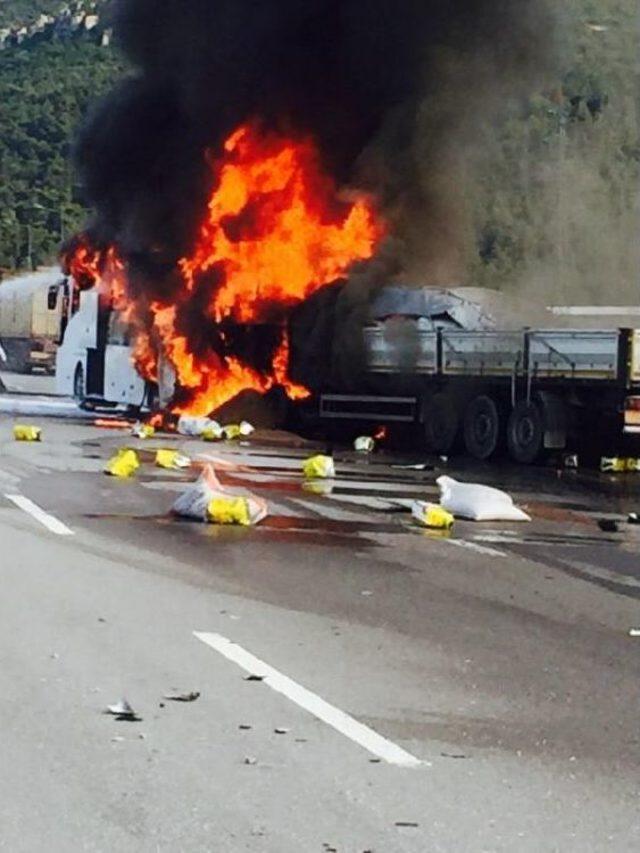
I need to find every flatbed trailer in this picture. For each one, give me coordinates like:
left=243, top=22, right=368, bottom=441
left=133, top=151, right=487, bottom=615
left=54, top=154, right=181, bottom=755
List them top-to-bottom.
left=319, top=323, right=640, bottom=463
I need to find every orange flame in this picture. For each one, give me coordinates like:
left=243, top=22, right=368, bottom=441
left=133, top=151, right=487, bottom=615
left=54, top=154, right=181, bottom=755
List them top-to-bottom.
left=66, top=123, right=384, bottom=416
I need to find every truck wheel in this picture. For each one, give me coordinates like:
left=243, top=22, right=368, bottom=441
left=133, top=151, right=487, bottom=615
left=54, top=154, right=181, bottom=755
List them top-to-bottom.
left=73, top=363, right=85, bottom=401
left=422, top=392, right=459, bottom=453
left=464, top=395, right=501, bottom=460
left=507, top=401, right=543, bottom=464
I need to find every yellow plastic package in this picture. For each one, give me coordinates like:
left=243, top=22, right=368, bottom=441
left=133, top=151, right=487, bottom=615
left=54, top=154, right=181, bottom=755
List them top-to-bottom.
left=131, top=422, right=156, bottom=439
left=202, top=423, right=224, bottom=441
left=223, top=424, right=242, bottom=440
left=13, top=425, right=41, bottom=442
left=104, top=448, right=140, bottom=478
left=155, top=449, right=191, bottom=470
left=303, top=455, right=336, bottom=479
left=206, top=495, right=268, bottom=526
left=207, top=497, right=252, bottom=526
left=411, top=501, right=454, bottom=530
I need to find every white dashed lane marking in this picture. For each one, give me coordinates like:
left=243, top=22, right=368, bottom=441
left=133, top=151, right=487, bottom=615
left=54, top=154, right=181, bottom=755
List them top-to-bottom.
left=4, top=494, right=74, bottom=536
left=194, top=631, right=425, bottom=768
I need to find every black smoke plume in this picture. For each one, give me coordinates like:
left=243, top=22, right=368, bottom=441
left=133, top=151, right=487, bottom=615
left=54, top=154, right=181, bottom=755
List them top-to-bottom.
left=77, top=0, right=553, bottom=274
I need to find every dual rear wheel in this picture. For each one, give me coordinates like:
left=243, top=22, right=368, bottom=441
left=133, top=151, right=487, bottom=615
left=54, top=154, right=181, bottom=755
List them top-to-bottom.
left=422, top=391, right=545, bottom=463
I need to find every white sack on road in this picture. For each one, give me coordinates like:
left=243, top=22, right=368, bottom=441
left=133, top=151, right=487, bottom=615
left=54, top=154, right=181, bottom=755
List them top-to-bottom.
left=437, top=476, right=530, bottom=522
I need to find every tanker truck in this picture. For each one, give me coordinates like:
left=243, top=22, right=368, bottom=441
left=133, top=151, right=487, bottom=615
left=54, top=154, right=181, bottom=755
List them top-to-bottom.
left=0, top=268, right=69, bottom=373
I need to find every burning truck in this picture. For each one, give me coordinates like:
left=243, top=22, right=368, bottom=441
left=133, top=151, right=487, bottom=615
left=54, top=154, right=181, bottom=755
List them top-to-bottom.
left=54, top=0, right=640, bottom=463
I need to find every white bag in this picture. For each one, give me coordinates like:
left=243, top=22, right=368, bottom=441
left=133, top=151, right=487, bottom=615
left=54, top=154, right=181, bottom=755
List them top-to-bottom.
left=177, top=415, right=215, bottom=437
left=172, top=465, right=222, bottom=521
left=437, top=476, right=530, bottom=522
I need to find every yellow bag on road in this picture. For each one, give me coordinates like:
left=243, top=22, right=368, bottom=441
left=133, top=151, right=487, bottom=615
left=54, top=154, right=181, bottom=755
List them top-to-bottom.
left=131, top=422, right=155, bottom=439
left=14, top=425, right=41, bottom=442
left=104, top=448, right=140, bottom=478
left=156, top=449, right=191, bottom=470
left=303, top=455, right=336, bottom=479
left=207, top=495, right=268, bottom=526
left=411, top=501, right=455, bottom=530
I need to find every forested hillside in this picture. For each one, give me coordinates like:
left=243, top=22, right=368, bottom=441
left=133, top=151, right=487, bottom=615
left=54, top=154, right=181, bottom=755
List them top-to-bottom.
left=0, top=0, right=637, bottom=301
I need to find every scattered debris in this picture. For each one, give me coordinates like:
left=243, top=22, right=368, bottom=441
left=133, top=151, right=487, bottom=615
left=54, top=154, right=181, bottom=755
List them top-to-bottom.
left=131, top=422, right=155, bottom=439
left=13, top=424, right=41, bottom=442
left=354, top=436, right=375, bottom=453
left=104, top=448, right=140, bottom=478
left=156, top=449, right=191, bottom=470
left=562, top=454, right=579, bottom=469
left=303, top=455, right=336, bottom=479
left=601, top=457, right=640, bottom=473
left=391, top=463, right=431, bottom=471
left=437, top=476, right=530, bottom=522
left=411, top=501, right=454, bottom=530
left=628, top=512, right=640, bottom=525
left=598, top=518, right=619, bottom=533
left=361, top=590, right=373, bottom=596
left=98, top=617, right=107, bottom=623
left=628, top=629, right=640, bottom=637
left=50, top=652, right=59, bottom=660
left=244, top=674, right=265, bottom=682
left=163, top=691, right=201, bottom=703
left=105, top=699, right=142, bottom=722
left=239, top=724, right=252, bottom=730
left=274, top=727, right=290, bottom=735
left=111, top=736, right=125, bottom=743
left=295, top=738, right=308, bottom=743
left=441, top=752, right=468, bottom=759
left=244, top=756, right=258, bottom=765
left=369, top=758, right=381, bottom=763
left=395, top=822, right=419, bottom=828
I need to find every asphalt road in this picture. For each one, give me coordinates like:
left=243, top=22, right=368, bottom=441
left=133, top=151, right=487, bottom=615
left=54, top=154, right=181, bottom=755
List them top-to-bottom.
left=1, top=401, right=640, bottom=851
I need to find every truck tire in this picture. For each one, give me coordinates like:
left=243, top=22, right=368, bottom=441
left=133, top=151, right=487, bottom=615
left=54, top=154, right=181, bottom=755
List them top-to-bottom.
left=73, top=363, right=85, bottom=401
left=422, top=392, right=459, bottom=453
left=464, top=395, right=501, bottom=460
left=507, top=401, right=543, bottom=464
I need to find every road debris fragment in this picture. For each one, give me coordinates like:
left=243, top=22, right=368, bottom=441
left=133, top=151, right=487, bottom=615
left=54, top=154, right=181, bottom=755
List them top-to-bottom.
left=222, top=421, right=254, bottom=440
left=13, top=424, right=41, bottom=442
left=354, top=436, right=375, bottom=453
left=104, top=448, right=140, bottom=478
left=156, top=449, right=191, bottom=470
left=563, top=454, right=579, bottom=469
left=303, top=455, right=336, bottom=479
left=391, top=463, right=431, bottom=471
left=437, top=476, right=530, bottom=522
left=411, top=501, right=454, bottom=530
left=628, top=512, right=640, bottom=525
left=598, top=518, right=619, bottom=533
left=628, top=629, right=640, bottom=637
left=244, top=674, right=265, bottom=682
left=163, top=691, right=201, bottom=702
left=105, top=699, right=142, bottom=721
left=239, top=724, right=252, bottom=730
left=274, top=727, right=290, bottom=735
left=244, top=756, right=258, bottom=765
left=395, top=822, right=419, bottom=828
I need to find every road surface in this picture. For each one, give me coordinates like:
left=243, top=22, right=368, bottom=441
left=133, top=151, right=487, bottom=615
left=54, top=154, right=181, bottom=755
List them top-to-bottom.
left=0, top=403, right=639, bottom=851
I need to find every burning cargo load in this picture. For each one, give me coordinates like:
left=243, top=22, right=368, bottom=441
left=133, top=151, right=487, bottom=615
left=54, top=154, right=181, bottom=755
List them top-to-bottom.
left=63, top=0, right=551, bottom=419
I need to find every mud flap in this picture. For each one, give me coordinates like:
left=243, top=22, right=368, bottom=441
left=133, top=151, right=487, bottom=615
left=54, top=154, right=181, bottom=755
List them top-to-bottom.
left=539, top=392, right=567, bottom=449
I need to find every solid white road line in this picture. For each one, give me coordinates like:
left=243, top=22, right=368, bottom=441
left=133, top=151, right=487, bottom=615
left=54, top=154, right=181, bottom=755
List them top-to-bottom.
left=4, top=494, right=74, bottom=536
left=445, top=538, right=506, bottom=558
left=194, top=631, right=424, bottom=768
